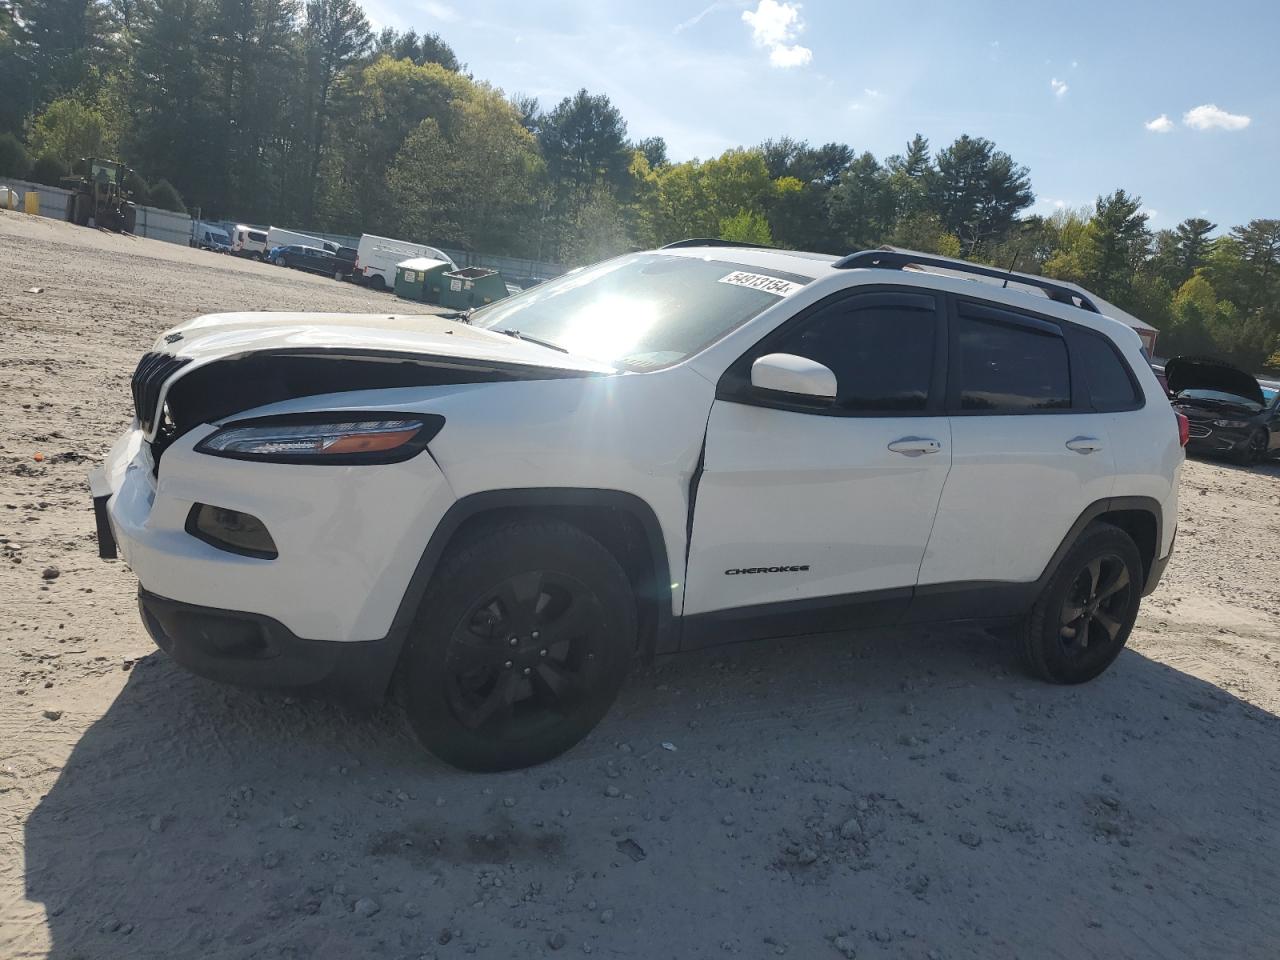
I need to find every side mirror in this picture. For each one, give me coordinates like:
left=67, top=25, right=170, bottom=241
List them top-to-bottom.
left=750, top=353, right=838, bottom=402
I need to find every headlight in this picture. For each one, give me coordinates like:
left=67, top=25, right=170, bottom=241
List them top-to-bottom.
left=195, top=414, right=444, bottom=464
left=1212, top=419, right=1249, bottom=429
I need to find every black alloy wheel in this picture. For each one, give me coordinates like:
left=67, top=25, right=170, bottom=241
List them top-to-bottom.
left=400, top=520, right=636, bottom=771
left=1021, top=523, right=1143, bottom=684
left=1057, top=553, right=1132, bottom=661
left=443, top=570, right=605, bottom=739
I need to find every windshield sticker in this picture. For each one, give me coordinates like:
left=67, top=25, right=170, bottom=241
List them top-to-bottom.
left=718, top=271, right=803, bottom=297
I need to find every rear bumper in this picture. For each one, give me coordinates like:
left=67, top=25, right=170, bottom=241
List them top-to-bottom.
left=1143, top=525, right=1176, bottom=596
left=139, top=589, right=400, bottom=704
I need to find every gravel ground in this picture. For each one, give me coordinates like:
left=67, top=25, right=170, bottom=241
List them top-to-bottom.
left=2, top=212, right=1280, bottom=960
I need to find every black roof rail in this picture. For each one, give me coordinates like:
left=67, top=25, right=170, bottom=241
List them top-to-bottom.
left=660, top=238, right=776, bottom=251
left=832, top=248, right=1100, bottom=314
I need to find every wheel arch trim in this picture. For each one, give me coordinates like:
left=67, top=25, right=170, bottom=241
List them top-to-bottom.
left=378, top=488, right=675, bottom=690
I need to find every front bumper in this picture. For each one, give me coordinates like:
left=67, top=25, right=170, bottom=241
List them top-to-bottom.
left=1184, top=422, right=1250, bottom=456
left=93, top=423, right=455, bottom=643
left=139, top=589, right=400, bottom=704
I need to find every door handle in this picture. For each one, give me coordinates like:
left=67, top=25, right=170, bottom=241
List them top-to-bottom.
left=1065, top=436, right=1103, bottom=454
left=887, top=437, right=942, bottom=456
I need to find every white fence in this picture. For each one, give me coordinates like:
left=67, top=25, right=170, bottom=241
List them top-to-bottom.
left=1, top=178, right=194, bottom=246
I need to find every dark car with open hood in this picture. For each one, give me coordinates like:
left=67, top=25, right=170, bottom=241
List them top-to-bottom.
left=1167, top=356, right=1280, bottom=465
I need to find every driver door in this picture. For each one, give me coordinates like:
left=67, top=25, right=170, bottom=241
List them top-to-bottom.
left=682, top=289, right=952, bottom=644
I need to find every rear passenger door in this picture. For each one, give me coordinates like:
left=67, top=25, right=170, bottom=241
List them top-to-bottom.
left=916, top=299, right=1116, bottom=596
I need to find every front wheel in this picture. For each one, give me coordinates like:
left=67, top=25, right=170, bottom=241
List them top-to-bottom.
left=274, top=255, right=286, bottom=267
left=1233, top=429, right=1267, bottom=466
left=399, top=521, right=636, bottom=771
left=1019, top=523, right=1142, bottom=684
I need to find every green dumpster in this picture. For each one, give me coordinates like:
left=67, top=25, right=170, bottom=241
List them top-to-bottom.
left=393, top=257, right=452, bottom=303
left=440, top=266, right=510, bottom=309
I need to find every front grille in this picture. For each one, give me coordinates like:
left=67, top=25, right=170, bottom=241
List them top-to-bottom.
left=130, top=352, right=192, bottom=432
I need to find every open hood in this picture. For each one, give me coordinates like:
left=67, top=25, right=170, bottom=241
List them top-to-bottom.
left=133, top=312, right=616, bottom=443
left=155, top=312, right=615, bottom=374
left=1165, top=356, right=1264, bottom=406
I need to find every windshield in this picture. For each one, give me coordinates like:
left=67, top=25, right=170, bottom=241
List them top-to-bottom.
left=469, top=252, right=809, bottom=368
left=1177, top=388, right=1262, bottom=410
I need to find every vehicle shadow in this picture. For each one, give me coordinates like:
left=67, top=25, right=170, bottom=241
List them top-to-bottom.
left=23, top=624, right=1280, bottom=959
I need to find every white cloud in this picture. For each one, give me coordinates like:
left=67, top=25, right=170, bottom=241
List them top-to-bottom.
left=742, top=0, right=812, bottom=68
left=1070, top=59, right=1079, bottom=68
left=1050, top=77, right=1068, bottom=98
left=863, top=87, right=881, bottom=98
left=1182, top=104, right=1251, bottom=131
left=1145, top=114, right=1174, bottom=133
left=1142, top=208, right=1158, bottom=221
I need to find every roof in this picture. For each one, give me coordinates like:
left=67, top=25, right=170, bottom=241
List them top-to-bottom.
left=653, top=241, right=1157, bottom=337
left=657, top=243, right=838, bottom=281
left=875, top=246, right=1157, bottom=334
left=396, top=257, right=450, bottom=271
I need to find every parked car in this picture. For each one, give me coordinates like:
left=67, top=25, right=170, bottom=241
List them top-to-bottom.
left=231, top=225, right=269, bottom=260
left=265, top=226, right=338, bottom=255
left=355, top=234, right=455, bottom=290
left=91, top=243, right=1184, bottom=771
left=268, top=244, right=337, bottom=275
left=332, top=246, right=358, bottom=281
left=1168, top=356, right=1280, bottom=465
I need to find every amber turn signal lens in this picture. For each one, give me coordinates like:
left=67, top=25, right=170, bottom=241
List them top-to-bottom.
left=323, top=428, right=421, bottom=454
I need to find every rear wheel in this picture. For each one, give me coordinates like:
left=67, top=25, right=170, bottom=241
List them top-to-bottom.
left=274, top=255, right=287, bottom=266
left=369, top=274, right=386, bottom=291
left=400, top=521, right=636, bottom=771
left=1020, top=523, right=1142, bottom=684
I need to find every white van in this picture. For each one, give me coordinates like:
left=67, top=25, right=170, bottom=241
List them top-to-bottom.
left=192, top=221, right=232, bottom=252
left=231, top=225, right=270, bottom=259
left=266, top=227, right=338, bottom=256
left=356, top=234, right=454, bottom=290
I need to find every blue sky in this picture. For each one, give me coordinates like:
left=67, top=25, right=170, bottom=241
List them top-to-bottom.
left=364, top=0, right=1280, bottom=232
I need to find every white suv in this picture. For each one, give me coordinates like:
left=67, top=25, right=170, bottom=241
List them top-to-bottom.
left=91, top=243, right=1184, bottom=771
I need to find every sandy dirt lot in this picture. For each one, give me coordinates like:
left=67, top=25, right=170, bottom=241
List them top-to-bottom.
left=2, top=212, right=1279, bottom=960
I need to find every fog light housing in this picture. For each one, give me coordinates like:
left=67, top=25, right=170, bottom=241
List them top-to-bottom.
left=186, top=503, right=278, bottom=559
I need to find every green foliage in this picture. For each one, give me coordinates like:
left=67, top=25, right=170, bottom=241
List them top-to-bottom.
left=0, top=0, right=1274, bottom=369
left=386, top=86, right=544, bottom=253
left=27, top=96, right=115, bottom=166
left=0, top=131, right=30, bottom=178
left=28, top=153, right=67, bottom=186
left=147, top=178, right=186, bottom=212
left=719, top=208, right=772, bottom=246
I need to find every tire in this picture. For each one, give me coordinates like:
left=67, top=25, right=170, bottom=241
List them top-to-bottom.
left=274, top=255, right=287, bottom=267
left=333, top=270, right=344, bottom=282
left=369, top=274, right=386, bottom=291
left=1232, top=429, right=1266, bottom=466
left=400, top=521, right=636, bottom=771
left=1019, top=523, right=1142, bottom=685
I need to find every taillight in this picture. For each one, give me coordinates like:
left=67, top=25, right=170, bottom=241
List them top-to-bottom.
left=1176, top=412, right=1189, bottom=447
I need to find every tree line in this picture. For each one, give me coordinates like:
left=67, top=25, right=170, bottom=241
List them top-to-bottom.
left=2, top=0, right=1277, bottom=370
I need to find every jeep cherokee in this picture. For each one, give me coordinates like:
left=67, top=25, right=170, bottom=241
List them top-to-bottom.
left=90, top=243, right=1185, bottom=771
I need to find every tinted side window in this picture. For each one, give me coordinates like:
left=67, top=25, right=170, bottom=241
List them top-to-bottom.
left=772, top=298, right=936, bottom=412
left=955, top=313, right=1070, bottom=411
left=1077, top=332, right=1141, bottom=411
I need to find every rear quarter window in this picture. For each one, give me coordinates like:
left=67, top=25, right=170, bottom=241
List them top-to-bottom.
left=1074, top=331, right=1142, bottom=411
